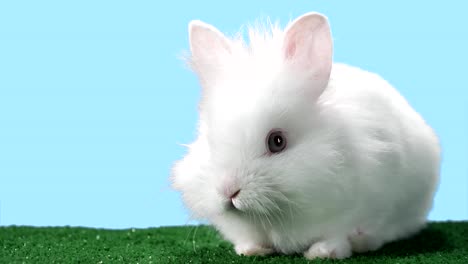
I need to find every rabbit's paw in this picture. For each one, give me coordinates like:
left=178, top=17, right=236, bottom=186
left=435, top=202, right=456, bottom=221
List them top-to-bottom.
left=304, top=237, right=352, bottom=259
left=235, top=244, right=274, bottom=256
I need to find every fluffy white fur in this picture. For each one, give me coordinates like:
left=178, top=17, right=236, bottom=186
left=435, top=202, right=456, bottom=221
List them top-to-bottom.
left=171, top=12, right=441, bottom=259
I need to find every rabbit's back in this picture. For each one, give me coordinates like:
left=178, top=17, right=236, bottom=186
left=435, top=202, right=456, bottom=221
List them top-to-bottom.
left=320, top=63, right=440, bottom=243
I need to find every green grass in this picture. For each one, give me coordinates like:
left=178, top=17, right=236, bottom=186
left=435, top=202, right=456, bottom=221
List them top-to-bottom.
left=1, top=222, right=467, bottom=263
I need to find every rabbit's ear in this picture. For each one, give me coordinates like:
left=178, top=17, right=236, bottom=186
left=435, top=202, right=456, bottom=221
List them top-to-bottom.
left=283, top=13, right=333, bottom=97
left=188, top=20, right=232, bottom=88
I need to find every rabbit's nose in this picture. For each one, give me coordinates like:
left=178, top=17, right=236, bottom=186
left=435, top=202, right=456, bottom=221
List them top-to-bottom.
left=220, top=176, right=240, bottom=199
left=228, top=189, right=241, bottom=210
left=230, top=189, right=241, bottom=200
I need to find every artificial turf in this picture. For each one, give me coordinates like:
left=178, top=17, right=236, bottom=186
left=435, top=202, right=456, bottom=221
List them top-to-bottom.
left=1, top=222, right=467, bottom=263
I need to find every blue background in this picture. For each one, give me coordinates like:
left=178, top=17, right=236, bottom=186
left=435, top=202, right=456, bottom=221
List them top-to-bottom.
left=0, top=0, right=466, bottom=228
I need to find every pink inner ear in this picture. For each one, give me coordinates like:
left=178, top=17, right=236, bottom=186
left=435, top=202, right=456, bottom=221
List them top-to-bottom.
left=285, top=39, right=297, bottom=59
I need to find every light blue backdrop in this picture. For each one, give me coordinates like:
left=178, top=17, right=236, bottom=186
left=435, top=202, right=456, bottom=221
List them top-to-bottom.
left=0, top=1, right=466, bottom=228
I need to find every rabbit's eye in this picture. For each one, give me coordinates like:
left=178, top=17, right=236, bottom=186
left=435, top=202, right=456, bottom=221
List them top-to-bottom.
left=267, top=130, right=287, bottom=154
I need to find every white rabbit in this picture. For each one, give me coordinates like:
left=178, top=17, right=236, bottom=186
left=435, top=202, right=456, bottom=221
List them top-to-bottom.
left=171, top=12, right=441, bottom=259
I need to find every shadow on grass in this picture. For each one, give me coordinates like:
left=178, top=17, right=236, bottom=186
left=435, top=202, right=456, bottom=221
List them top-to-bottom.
left=180, top=225, right=455, bottom=262
left=360, top=227, right=454, bottom=258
